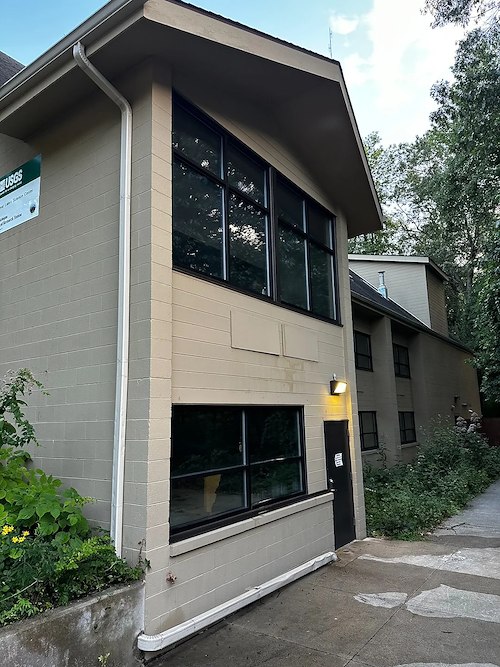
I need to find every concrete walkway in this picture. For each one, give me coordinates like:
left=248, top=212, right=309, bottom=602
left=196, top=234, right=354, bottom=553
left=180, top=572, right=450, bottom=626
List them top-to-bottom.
left=153, top=481, right=500, bottom=666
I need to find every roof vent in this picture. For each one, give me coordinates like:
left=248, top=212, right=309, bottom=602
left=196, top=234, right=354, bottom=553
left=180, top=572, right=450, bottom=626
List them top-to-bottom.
left=378, top=271, right=388, bottom=298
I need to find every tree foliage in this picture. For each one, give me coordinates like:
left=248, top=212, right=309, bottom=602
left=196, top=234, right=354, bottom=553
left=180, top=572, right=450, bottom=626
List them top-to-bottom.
left=424, top=0, right=500, bottom=27
left=353, top=25, right=500, bottom=402
left=348, top=133, right=412, bottom=255
left=472, top=229, right=500, bottom=404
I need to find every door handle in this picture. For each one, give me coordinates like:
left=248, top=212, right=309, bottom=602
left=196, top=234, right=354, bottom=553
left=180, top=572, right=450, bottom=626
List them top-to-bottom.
left=328, top=478, right=336, bottom=492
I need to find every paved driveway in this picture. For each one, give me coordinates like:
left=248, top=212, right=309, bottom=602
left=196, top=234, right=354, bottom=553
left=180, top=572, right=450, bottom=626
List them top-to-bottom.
left=153, top=481, right=500, bottom=667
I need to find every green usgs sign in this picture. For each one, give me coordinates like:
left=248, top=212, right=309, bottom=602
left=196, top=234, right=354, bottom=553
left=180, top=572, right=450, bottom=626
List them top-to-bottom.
left=0, top=155, right=41, bottom=234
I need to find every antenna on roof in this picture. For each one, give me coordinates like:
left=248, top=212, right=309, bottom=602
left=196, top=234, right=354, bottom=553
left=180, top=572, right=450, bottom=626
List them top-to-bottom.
left=328, top=28, right=333, bottom=58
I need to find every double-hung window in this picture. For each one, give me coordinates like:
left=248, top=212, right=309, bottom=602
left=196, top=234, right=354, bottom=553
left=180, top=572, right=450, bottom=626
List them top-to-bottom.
left=172, top=95, right=339, bottom=322
left=354, top=331, right=373, bottom=371
left=393, top=343, right=410, bottom=378
left=170, top=405, right=306, bottom=536
left=359, top=411, right=379, bottom=451
left=399, top=411, right=416, bottom=444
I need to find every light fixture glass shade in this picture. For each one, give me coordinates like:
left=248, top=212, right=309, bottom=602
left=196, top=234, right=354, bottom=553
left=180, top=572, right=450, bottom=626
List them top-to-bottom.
left=330, top=379, right=347, bottom=395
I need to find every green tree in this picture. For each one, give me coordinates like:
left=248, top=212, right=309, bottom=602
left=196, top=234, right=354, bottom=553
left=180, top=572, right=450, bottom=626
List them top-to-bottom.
left=424, top=0, right=499, bottom=27
left=403, top=26, right=499, bottom=343
left=348, top=133, right=413, bottom=255
left=472, top=228, right=500, bottom=404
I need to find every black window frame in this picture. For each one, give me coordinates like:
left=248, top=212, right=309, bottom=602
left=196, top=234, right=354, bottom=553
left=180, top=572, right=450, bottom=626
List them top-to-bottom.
left=172, top=93, right=340, bottom=325
left=354, top=331, right=373, bottom=371
left=393, top=343, right=411, bottom=378
left=170, top=405, right=307, bottom=540
left=359, top=411, right=379, bottom=451
left=399, top=411, right=416, bottom=444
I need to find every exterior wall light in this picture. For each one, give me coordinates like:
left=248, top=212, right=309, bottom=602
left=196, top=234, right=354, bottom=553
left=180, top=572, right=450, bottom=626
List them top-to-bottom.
left=330, top=375, right=347, bottom=395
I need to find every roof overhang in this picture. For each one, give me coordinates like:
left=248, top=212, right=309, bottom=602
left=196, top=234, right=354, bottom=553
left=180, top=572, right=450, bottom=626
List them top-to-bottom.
left=0, top=0, right=383, bottom=237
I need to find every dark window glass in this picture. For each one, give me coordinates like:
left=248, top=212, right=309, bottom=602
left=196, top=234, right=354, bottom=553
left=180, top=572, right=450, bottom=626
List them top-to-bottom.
left=172, top=97, right=339, bottom=322
left=172, top=105, right=221, bottom=176
left=227, top=144, right=266, bottom=206
left=172, top=159, right=223, bottom=278
left=275, top=178, right=336, bottom=320
left=276, top=181, right=305, bottom=230
left=228, top=193, right=269, bottom=296
left=308, top=204, right=332, bottom=248
left=278, top=225, right=308, bottom=309
left=310, top=244, right=334, bottom=319
left=354, top=331, right=373, bottom=371
left=393, top=344, right=410, bottom=377
left=170, top=405, right=305, bottom=535
left=171, top=406, right=242, bottom=476
left=247, top=407, right=300, bottom=462
left=359, top=411, right=378, bottom=451
left=399, top=412, right=416, bottom=444
left=251, top=460, right=303, bottom=505
left=170, top=471, right=246, bottom=528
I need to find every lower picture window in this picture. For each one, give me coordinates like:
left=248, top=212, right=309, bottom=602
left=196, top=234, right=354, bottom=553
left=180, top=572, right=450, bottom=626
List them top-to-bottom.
left=170, top=405, right=306, bottom=534
left=359, top=411, right=379, bottom=451
left=399, top=411, right=416, bottom=444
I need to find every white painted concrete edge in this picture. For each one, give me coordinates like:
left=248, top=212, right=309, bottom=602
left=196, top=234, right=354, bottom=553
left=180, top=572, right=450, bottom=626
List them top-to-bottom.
left=137, top=550, right=337, bottom=653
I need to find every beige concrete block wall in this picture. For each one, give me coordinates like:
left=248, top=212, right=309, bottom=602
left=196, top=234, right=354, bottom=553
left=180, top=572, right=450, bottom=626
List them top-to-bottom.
left=1, top=55, right=367, bottom=638
left=0, top=62, right=161, bottom=553
left=140, top=70, right=363, bottom=635
left=0, top=100, right=122, bottom=529
left=351, top=260, right=430, bottom=327
left=426, top=268, right=449, bottom=336
left=354, top=314, right=401, bottom=466
left=411, top=333, right=480, bottom=425
left=147, top=498, right=334, bottom=634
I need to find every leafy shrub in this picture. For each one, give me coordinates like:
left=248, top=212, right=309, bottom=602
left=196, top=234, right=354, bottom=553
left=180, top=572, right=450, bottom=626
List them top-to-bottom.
left=0, top=370, right=143, bottom=625
left=364, top=417, right=500, bottom=539
left=0, top=529, right=142, bottom=624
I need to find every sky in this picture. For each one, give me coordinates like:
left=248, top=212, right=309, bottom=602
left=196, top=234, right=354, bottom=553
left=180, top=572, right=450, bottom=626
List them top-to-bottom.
left=0, top=0, right=465, bottom=145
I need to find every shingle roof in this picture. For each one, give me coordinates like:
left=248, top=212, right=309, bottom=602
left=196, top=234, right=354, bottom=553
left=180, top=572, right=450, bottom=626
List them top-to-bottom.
left=0, top=51, right=23, bottom=87
left=350, top=269, right=426, bottom=328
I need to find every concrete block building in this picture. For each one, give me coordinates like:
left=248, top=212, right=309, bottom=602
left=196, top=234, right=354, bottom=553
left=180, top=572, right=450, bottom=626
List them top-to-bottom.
left=0, top=0, right=382, bottom=655
left=349, top=255, right=481, bottom=466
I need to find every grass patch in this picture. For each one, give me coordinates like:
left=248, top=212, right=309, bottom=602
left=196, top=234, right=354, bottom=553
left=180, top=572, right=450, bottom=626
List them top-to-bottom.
left=364, top=417, right=500, bottom=539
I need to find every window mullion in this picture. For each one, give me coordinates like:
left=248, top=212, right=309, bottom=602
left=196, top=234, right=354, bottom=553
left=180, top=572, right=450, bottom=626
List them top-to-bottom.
left=222, top=134, right=229, bottom=281
left=268, top=168, right=277, bottom=301
left=303, top=200, right=311, bottom=311
left=242, top=409, right=251, bottom=509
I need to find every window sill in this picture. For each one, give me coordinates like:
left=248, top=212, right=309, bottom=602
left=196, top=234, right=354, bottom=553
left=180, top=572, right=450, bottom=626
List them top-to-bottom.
left=401, top=441, right=418, bottom=449
left=361, top=448, right=379, bottom=455
left=170, top=492, right=334, bottom=557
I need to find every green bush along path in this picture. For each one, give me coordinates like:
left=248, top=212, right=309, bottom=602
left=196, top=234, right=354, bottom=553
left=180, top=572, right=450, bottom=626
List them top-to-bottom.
left=364, top=415, right=500, bottom=539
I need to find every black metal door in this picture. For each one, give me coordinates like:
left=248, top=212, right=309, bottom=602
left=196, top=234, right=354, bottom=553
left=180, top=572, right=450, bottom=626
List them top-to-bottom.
left=324, top=420, right=355, bottom=548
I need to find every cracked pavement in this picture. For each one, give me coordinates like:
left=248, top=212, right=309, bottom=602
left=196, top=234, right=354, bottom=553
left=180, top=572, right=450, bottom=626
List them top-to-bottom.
left=152, top=480, right=500, bottom=667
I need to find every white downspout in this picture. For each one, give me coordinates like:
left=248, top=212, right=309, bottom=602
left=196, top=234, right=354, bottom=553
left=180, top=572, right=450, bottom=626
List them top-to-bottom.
left=73, top=42, right=132, bottom=557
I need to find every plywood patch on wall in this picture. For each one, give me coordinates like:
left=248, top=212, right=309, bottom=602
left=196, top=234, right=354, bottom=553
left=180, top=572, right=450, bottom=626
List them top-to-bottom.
left=230, top=309, right=281, bottom=355
left=282, top=324, right=319, bottom=362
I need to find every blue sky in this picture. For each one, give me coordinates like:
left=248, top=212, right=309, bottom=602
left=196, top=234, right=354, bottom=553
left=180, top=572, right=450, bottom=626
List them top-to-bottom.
left=0, top=0, right=464, bottom=144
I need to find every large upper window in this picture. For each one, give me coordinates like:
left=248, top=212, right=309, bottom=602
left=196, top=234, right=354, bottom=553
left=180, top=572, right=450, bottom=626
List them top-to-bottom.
left=172, top=96, right=339, bottom=322
left=354, top=331, right=373, bottom=371
left=170, top=406, right=306, bottom=536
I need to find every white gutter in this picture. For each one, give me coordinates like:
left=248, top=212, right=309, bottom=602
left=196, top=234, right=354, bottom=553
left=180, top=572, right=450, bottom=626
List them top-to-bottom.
left=73, top=42, right=132, bottom=557
left=137, top=551, right=337, bottom=653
